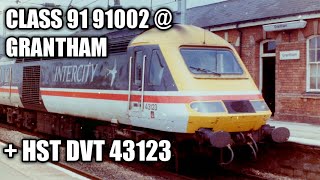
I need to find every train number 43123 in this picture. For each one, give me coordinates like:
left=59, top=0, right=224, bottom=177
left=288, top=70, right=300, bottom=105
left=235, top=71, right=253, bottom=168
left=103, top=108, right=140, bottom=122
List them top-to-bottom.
left=145, top=103, right=157, bottom=111
left=109, top=140, right=171, bottom=162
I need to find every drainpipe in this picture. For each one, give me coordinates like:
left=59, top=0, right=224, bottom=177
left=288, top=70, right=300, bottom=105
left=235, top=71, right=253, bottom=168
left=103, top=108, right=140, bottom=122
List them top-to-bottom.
left=236, top=24, right=243, bottom=57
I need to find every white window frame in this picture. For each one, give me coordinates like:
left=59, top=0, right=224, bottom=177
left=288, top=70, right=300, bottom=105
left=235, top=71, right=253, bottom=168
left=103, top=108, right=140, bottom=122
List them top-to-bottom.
left=306, top=35, right=320, bottom=92
left=259, top=40, right=276, bottom=91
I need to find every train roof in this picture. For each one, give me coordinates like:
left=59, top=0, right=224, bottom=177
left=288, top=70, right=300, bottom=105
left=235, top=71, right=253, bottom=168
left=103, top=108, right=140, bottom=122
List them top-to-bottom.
left=130, top=24, right=231, bottom=48
left=3, top=25, right=231, bottom=64
left=72, top=28, right=144, bottom=54
left=107, top=29, right=144, bottom=53
left=0, top=57, right=16, bottom=65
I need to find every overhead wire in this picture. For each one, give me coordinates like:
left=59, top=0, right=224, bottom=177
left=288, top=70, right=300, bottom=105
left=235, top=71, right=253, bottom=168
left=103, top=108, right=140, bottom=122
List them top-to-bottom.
left=20, top=0, right=33, bottom=4
left=67, top=0, right=74, bottom=8
left=68, top=0, right=88, bottom=8
left=81, top=0, right=102, bottom=8
left=152, top=0, right=176, bottom=9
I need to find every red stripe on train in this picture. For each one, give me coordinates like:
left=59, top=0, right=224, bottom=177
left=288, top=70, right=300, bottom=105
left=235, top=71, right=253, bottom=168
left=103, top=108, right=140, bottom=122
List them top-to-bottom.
left=0, top=88, right=19, bottom=93
left=40, top=90, right=263, bottom=103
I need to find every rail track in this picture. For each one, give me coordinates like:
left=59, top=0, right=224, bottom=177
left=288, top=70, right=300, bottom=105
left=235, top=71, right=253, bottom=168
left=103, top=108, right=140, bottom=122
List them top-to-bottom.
left=0, top=120, right=267, bottom=179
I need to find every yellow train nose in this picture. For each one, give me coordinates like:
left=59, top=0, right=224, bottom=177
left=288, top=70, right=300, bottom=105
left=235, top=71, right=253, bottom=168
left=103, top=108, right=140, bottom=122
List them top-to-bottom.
left=186, top=100, right=272, bottom=133
left=187, top=113, right=271, bottom=133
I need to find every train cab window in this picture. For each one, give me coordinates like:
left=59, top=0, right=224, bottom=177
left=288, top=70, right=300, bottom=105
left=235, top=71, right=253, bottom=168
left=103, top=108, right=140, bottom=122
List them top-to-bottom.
left=181, top=48, right=243, bottom=75
left=149, top=50, right=164, bottom=86
left=134, top=51, right=144, bottom=85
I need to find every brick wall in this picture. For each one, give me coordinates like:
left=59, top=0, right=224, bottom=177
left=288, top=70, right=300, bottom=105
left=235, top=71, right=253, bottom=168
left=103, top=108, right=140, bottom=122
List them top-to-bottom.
left=213, top=18, right=320, bottom=124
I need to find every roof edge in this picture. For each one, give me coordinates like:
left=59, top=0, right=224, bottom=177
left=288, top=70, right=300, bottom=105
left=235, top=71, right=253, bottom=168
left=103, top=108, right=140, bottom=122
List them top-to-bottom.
left=207, top=11, right=320, bottom=31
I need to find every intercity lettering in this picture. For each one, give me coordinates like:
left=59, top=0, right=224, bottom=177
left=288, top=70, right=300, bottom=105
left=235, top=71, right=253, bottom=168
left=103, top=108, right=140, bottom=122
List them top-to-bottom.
left=54, top=64, right=98, bottom=83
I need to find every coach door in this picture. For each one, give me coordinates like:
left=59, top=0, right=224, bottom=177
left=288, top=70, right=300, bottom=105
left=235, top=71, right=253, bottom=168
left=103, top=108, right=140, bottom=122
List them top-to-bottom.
left=128, top=46, right=147, bottom=116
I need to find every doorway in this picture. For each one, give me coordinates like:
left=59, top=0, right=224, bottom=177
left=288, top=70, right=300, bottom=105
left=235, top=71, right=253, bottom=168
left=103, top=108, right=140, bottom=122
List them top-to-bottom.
left=260, top=40, right=276, bottom=115
left=262, top=57, right=275, bottom=115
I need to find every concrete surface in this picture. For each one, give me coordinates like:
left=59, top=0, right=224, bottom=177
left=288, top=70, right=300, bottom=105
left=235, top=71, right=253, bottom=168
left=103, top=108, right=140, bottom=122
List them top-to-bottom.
left=268, top=119, right=320, bottom=147
left=0, top=142, right=88, bottom=180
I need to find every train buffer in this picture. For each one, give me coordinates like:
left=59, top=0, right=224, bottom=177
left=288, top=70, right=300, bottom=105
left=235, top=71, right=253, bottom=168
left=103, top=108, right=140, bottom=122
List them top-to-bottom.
left=268, top=119, right=320, bottom=147
left=0, top=142, right=88, bottom=180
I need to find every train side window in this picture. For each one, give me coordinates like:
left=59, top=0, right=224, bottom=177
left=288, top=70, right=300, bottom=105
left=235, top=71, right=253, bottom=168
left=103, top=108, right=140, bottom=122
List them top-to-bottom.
left=149, top=50, right=164, bottom=86
left=134, top=51, right=143, bottom=86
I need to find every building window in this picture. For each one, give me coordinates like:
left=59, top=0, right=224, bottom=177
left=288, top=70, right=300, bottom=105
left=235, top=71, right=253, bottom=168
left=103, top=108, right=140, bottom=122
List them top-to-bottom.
left=307, top=36, right=320, bottom=92
left=263, top=41, right=276, bottom=54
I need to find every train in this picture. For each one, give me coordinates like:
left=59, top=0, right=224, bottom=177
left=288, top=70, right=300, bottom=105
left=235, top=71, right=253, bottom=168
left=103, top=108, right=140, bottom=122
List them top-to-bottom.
left=0, top=24, right=289, bottom=167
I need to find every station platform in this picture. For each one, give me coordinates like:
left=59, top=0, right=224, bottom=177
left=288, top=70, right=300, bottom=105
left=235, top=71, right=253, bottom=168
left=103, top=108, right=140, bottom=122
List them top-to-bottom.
left=268, top=119, right=320, bottom=147
left=0, top=142, right=88, bottom=180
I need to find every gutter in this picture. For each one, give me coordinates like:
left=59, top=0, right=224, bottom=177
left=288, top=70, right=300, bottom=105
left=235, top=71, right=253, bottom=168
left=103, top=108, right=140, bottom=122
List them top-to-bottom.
left=208, top=12, right=320, bottom=32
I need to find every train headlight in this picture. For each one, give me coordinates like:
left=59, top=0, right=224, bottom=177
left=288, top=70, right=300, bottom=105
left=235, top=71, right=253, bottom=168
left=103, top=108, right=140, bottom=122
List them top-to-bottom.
left=250, top=100, right=270, bottom=112
left=190, top=102, right=225, bottom=113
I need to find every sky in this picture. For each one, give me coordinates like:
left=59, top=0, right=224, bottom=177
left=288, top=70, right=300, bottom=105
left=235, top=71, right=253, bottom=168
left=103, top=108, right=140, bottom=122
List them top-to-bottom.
left=0, top=0, right=226, bottom=35
left=0, top=0, right=225, bottom=9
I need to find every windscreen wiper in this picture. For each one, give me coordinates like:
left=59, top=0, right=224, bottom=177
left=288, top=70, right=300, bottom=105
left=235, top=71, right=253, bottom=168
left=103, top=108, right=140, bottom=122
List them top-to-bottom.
left=189, top=66, right=221, bottom=76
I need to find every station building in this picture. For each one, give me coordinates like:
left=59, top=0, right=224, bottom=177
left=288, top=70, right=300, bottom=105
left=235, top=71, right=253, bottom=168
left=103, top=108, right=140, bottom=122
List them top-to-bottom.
left=186, top=0, right=320, bottom=124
